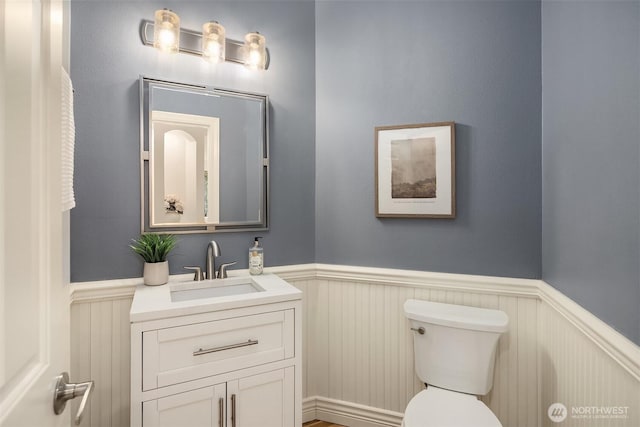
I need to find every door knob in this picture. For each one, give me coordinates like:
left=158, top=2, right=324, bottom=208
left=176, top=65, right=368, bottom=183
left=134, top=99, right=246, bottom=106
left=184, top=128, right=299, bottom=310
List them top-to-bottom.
left=53, top=372, right=94, bottom=425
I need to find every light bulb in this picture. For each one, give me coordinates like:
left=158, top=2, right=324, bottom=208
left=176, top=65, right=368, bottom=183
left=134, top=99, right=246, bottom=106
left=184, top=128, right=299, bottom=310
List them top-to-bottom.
left=153, top=9, right=180, bottom=53
left=202, top=21, right=226, bottom=63
left=157, top=28, right=175, bottom=47
left=243, top=32, right=266, bottom=70
left=248, top=49, right=262, bottom=67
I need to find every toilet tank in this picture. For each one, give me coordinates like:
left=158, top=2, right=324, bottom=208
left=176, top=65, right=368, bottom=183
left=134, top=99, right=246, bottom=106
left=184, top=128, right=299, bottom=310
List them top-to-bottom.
left=404, top=299, right=509, bottom=396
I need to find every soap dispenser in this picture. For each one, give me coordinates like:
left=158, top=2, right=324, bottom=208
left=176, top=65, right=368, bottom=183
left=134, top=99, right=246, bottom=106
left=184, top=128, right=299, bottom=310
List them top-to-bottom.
left=248, top=237, right=264, bottom=275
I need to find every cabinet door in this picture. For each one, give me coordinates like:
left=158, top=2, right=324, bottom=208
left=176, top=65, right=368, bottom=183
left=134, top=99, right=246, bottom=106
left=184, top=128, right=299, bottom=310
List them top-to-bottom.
left=227, top=367, right=295, bottom=427
left=143, top=383, right=226, bottom=427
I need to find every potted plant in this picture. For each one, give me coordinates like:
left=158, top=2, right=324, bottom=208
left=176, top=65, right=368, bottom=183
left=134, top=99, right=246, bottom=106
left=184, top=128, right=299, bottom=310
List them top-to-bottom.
left=129, top=234, right=177, bottom=286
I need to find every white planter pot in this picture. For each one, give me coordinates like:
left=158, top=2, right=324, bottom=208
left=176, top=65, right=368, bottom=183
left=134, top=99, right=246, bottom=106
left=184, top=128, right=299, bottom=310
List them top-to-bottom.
left=143, top=261, right=169, bottom=286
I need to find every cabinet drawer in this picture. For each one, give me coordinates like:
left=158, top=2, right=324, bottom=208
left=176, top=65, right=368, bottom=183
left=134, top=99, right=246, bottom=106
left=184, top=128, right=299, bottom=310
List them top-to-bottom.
left=142, top=310, right=294, bottom=390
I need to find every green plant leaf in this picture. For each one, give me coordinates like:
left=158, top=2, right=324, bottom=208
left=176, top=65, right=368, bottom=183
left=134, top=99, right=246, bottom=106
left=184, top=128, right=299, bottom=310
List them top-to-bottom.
left=129, top=234, right=177, bottom=263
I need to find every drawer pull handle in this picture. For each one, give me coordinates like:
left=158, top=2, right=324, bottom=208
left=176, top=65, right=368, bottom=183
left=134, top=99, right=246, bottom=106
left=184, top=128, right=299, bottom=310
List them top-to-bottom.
left=193, top=339, right=259, bottom=356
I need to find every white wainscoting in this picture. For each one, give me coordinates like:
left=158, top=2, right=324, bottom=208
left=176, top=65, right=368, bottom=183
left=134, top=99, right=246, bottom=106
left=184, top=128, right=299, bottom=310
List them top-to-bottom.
left=69, top=264, right=640, bottom=427
left=296, top=265, right=540, bottom=427
left=70, top=278, right=139, bottom=427
left=538, top=285, right=640, bottom=427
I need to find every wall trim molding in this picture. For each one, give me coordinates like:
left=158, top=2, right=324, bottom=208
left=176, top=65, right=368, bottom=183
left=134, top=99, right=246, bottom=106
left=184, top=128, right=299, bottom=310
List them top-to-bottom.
left=70, top=263, right=639, bottom=382
left=265, top=263, right=318, bottom=281
left=313, top=263, right=541, bottom=298
left=70, top=277, right=138, bottom=303
left=538, top=281, right=640, bottom=381
left=303, top=396, right=403, bottom=427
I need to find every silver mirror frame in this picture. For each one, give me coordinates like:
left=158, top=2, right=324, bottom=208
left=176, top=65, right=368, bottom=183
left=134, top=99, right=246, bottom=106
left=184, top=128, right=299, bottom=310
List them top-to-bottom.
left=139, top=76, right=269, bottom=234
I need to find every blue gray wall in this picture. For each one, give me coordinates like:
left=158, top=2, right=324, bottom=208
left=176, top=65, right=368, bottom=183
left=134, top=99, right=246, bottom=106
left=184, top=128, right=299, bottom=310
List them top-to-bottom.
left=541, top=0, right=640, bottom=343
left=70, top=1, right=316, bottom=281
left=71, top=1, right=639, bottom=344
left=315, top=1, right=542, bottom=278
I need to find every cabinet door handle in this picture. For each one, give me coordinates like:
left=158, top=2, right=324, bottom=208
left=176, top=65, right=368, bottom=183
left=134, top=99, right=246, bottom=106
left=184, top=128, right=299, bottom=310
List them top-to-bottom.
left=193, top=339, right=259, bottom=356
left=231, top=394, right=237, bottom=427
left=218, top=397, right=224, bottom=427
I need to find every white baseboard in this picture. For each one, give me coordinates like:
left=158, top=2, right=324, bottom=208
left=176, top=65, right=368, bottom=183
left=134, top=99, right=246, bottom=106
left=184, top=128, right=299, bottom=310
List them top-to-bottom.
left=303, top=397, right=403, bottom=427
left=302, top=398, right=316, bottom=424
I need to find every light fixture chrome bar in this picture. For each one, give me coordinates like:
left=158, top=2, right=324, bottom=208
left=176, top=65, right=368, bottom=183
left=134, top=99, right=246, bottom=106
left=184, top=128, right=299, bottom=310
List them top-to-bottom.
left=140, top=20, right=270, bottom=69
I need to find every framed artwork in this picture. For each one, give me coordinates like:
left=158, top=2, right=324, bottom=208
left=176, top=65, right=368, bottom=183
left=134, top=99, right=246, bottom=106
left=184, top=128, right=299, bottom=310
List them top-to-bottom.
left=375, top=121, right=455, bottom=218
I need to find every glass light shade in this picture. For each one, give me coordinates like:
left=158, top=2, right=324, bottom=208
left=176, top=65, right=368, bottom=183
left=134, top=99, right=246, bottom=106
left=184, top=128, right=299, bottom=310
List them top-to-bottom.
left=153, top=9, right=180, bottom=53
left=202, top=21, right=226, bottom=63
left=243, top=32, right=266, bottom=70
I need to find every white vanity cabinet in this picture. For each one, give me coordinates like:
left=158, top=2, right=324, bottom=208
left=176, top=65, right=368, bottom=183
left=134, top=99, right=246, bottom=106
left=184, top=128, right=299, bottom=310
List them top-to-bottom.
left=130, top=274, right=302, bottom=427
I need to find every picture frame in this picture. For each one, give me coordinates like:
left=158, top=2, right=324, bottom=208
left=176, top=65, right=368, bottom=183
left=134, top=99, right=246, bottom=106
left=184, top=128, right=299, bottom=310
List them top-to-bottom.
left=375, top=121, right=455, bottom=218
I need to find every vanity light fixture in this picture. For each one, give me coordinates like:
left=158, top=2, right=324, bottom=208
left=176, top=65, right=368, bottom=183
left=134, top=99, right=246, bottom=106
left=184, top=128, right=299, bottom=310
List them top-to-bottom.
left=153, top=9, right=180, bottom=53
left=141, top=11, right=270, bottom=69
left=202, top=21, right=225, bottom=63
left=243, top=32, right=267, bottom=70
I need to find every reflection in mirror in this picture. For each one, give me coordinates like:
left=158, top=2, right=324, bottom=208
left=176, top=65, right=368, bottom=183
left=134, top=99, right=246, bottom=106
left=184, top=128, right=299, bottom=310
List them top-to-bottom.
left=140, top=77, right=269, bottom=233
left=151, top=111, right=219, bottom=225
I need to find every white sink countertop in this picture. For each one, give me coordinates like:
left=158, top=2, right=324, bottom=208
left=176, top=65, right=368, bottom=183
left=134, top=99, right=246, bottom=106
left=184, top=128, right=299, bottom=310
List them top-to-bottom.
left=130, top=272, right=302, bottom=322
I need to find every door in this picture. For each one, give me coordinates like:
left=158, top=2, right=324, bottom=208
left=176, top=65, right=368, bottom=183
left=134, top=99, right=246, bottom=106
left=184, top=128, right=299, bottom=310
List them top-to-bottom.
left=0, top=0, right=72, bottom=426
left=227, top=368, right=295, bottom=427
left=142, top=384, right=226, bottom=427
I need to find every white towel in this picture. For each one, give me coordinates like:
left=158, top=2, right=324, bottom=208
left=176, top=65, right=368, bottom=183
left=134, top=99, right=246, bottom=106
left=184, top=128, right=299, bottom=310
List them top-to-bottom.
left=61, top=67, right=76, bottom=211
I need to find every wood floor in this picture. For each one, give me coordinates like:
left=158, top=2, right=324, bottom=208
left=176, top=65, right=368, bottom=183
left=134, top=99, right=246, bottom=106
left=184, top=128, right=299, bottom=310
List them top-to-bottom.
left=303, top=421, right=347, bottom=427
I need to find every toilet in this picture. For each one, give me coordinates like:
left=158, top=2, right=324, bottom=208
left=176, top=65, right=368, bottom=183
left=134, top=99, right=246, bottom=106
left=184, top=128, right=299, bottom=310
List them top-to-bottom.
left=402, top=299, right=509, bottom=427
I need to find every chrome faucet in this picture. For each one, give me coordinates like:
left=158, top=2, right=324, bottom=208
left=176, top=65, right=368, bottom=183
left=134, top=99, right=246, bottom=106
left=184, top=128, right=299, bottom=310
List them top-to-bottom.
left=206, top=240, right=221, bottom=279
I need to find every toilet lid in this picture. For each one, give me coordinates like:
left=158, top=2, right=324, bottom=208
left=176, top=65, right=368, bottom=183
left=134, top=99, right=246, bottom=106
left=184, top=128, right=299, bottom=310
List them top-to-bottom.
left=403, top=387, right=502, bottom=427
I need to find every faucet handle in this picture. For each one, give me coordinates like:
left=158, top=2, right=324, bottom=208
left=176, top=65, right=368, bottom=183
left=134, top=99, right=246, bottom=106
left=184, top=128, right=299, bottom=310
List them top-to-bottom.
left=217, top=262, right=237, bottom=279
left=184, top=266, right=204, bottom=281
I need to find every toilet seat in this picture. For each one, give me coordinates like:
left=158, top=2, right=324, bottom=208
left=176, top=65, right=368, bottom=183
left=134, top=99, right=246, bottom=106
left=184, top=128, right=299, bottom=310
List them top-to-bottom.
left=402, top=386, right=502, bottom=427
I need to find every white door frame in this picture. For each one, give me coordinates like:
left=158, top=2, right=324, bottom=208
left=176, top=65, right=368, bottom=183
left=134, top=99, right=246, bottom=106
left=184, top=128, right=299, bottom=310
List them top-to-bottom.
left=150, top=110, right=221, bottom=226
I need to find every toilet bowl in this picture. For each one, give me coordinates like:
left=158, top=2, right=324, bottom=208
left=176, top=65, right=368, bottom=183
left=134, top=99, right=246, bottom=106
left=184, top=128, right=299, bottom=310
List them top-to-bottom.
left=403, top=299, right=508, bottom=427
left=402, top=387, right=501, bottom=427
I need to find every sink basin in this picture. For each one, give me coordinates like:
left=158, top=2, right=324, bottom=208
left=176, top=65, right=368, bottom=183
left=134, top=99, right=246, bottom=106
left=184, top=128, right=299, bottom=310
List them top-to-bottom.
left=170, top=277, right=264, bottom=302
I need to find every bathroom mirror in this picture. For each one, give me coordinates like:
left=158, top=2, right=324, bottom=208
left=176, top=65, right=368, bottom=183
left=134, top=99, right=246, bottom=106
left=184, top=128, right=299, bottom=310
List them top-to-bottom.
left=140, top=76, right=269, bottom=233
